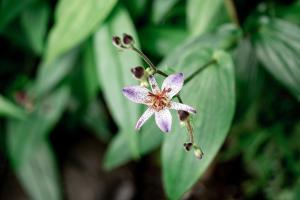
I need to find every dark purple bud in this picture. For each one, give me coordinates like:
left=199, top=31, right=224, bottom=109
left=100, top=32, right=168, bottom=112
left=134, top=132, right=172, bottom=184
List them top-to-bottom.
left=123, top=33, right=134, bottom=45
left=112, top=36, right=121, bottom=47
left=131, top=66, right=144, bottom=79
left=178, top=110, right=189, bottom=121
left=183, top=142, right=193, bottom=151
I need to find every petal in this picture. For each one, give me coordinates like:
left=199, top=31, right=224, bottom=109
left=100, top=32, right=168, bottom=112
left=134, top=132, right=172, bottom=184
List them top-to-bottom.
left=162, top=73, right=184, bottom=98
left=148, top=75, right=160, bottom=93
left=122, top=86, right=150, bottom=104
left=170, top=101, right=197, bottom=114
left=135, top=108, right=154, bottom=130
left=155, top=109, right=172, bottom=133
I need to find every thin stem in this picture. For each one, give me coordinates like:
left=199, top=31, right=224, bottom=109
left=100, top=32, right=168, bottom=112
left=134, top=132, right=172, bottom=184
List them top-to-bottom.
left=131, top=46, right=157, bottom=71
left=184, top=59, right=217, bottom=84
left=156, top=69, right=168, bottom=77
left=186, top=119, right=194, bottom=144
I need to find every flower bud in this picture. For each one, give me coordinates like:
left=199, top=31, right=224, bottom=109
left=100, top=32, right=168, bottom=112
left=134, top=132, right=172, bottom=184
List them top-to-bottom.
left=122, top=33, right=134, bottom=45
left=112, top=36, right=121, bottom=48
left=131, top=66, right=144, bottom=79
left=178, top=110, right=189, bottom=121
left=183, top=142, right=193, bottom=151
left=193, top=146, right=203, bottom=159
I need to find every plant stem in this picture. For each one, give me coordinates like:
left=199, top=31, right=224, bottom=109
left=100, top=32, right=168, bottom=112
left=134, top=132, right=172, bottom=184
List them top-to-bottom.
left=131, top=46, right=156, bottom=71
left=184, top=59, right=217, bottom=84
left=186, top=119, right=194, bottom=144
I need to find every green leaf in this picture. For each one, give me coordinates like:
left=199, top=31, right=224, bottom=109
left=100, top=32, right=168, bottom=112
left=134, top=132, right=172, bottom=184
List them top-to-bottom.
left=0, top=0, right=35, bottom=30
left=21, top=0, right=50, bottom=54
left=44, top=0, right=117, bottom=63
left=151, top=0, right=180, bottom=24
left=187, top=0, right=228, bottom=37
left=94, top=6, right=141, bottom=157
left=254, top=18, right=300, bottom=100
left=139, top=26, right=187, bottom=57
left=161, top=48, right=235, bottom=199
left=31, top=50, right=78, bottom=98
left=7, top=86, right=70, bottom=167
left=0, top=95, right=26, bottom=120
left=82, top=100, right=111, bottom=142
left=104, top=119, right=163, bottom=170
left=15, top=141, right=62, bottom=200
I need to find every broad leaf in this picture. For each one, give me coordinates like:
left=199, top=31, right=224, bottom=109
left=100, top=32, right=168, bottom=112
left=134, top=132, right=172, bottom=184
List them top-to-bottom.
left=21, top=0, right=50, bottom=54
left=45, top=0, right=117, bottom=63
left=187, top=0, right=228, bottom=37
left=94, top=6, right=141, bottom=157
left=254, top=18, right=300, bottom=100
left=161, top=48, right=235, bottom=199
left=0, top=95, right=26, bottom=120
left=104, top=119, right=163, bottom=170
left=15, top=141, right=62, bottom=200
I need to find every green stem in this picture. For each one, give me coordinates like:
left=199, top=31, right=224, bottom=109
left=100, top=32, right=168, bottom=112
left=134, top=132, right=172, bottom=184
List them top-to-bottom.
left=131, top=46, right=157, bottom=71
left=184, top=59, right=217, bottom=84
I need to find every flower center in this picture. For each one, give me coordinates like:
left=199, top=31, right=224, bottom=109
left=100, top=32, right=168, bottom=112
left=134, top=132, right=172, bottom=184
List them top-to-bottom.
left=147, top=88, right=171, bottom=111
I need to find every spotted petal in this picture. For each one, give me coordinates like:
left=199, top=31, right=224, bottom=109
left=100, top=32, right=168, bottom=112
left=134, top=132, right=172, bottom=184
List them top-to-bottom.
left=162, top=73, right=184, bottom=98
left=148, top=75, right=160, bottom=93
left=122, top=86, right=150, bottom=104
left=170, top=101, right=197, bottom=114
left=135, top=108, right=154, bottom=130
left=155, top=109, right=172, bottom=133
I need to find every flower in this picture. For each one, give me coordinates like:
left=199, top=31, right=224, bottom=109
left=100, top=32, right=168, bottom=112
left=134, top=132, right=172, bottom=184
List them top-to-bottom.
left=122, top=73, right=196, bottom=133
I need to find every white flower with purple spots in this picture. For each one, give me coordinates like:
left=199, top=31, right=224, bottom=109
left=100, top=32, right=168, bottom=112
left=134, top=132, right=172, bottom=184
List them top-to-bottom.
left=122, top=73, right=196, bottom=133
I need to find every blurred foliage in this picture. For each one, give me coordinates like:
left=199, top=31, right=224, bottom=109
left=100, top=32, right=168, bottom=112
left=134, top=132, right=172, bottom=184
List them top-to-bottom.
left=0, top=0, right=300, bottom=199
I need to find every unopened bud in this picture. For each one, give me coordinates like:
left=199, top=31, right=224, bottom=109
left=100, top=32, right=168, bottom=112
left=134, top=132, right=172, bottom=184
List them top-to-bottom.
left=123, top=33, right=134, bottom=45
left=112, top=36, right=121, bottom=48
left=131, top=66, right=144, bottom=79
left=178, top=110, right=189, bottom=121
left=183, top=142, right=193, bottom=151
left=193, top=146, right=204, bottom=159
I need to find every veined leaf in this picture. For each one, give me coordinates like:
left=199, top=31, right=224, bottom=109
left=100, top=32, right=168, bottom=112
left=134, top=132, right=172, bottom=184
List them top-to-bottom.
left=45, top=0, right=117, bottom=63
left=187, top=0, right=228, bottom=37
left=94, top=6, right=141, bottom=157
left=254, top=17, right=300, bottom=100
left=161, top=48, right=235, bottom=199
left=0, top=95, right=26, bottom=120
left=15, top=141, right=62, bottom=200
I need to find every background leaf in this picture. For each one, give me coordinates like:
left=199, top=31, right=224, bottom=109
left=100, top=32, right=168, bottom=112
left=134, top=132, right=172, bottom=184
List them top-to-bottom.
left=0, top=0, right=35, bottom=30
left=21, top=0, right=50, bottom=54
left=45, top=0, right=117, bottom=63
left=151, top=0, right=180, bottom=24
left=187, top=0, right=228, bottom=37
left=94, top=6, right=141, bottom=158
left=254, top=17, right=300, bottom=100
left=161, top=46, right=235, bottom=199
left=7, top=86, right=70, bottom=166
left=0, top=95, right=26, bottom=120
left=15, top=141, right=62, bottom=200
